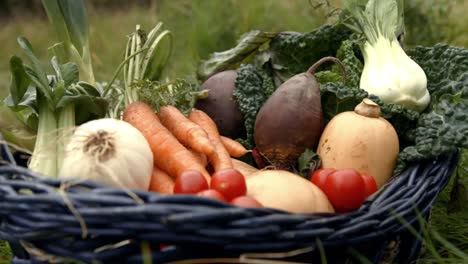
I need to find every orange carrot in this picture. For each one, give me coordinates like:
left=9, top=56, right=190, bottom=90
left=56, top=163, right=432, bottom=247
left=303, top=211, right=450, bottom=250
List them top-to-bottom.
left=123, top=102, right=211, bottom=182
left=158, top=105, right=215, bottom=157
left=188, top=109, right=233, bottom=172
left=220, top=136, right=250, bottom=158
left=189, top=148, right=208, bottom=167
left=149, top=166, right=174, bottom=194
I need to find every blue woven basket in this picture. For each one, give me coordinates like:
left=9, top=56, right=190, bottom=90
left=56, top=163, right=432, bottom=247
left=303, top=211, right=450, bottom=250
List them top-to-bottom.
left=0, top=133, right=459, bottom=264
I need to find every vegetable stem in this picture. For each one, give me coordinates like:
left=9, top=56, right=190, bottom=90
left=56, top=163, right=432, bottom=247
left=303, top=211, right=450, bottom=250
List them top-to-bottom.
left=118, top=23, right=174, bottom=110
left=134, top=25, right=142, bottom=80
left=125, top=31, right=138, bottom=106
left=103, top=47, right=149, bottom=96
left=307, top=56, right=347, bottom=84
left=28, top=95, right=58, bottom=177
left=354, top=98, right=381, bottom=118
left=57, top=104, right=75, bottom=172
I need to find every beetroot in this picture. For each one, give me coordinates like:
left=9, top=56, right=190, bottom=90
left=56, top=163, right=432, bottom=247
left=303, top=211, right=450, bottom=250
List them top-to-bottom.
left=254, top=57, right=345, bottom=169
left=195, top=70, right=246, bottom=139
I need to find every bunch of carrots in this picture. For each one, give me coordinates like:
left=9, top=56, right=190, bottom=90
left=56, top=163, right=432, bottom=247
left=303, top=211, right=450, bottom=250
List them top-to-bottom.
left=123, top=102, right=249, bottom=195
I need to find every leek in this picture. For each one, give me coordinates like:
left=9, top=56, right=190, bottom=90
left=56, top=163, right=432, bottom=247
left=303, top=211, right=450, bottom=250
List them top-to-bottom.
left=3, top=0, right=107, bottom=177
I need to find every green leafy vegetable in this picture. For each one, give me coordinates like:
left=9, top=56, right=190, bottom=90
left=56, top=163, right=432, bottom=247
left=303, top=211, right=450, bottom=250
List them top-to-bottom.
left=42, top=0, right=95, bottom=84
left=105, top=22, right=174, bottom=118
left=267, top=24, right=352, bottom=85
left=197, top=30, right=278, bottom=82
left=4, top=37, right=107, bottom=177
left=315, top=39, right=363, bottom=87
left=335, top=39, right=363, bottom=87
left=394, top=44, right=468, bottom=174
left=408, top=44, right=468, bottom=100
left=8, top=56, right=32, bottom=106
left=233, top=64, right=276, bottom=149
left=134, top=79, right=207, bottom=115
left=320, top=82, right=368, bottom=123
left=396, top=93, right=467, bottom=174
left=367, top=95, right=420, bottom=143
left=0, top=104, right=36, bottom=152
left=297, top=149, right=321, bottom=178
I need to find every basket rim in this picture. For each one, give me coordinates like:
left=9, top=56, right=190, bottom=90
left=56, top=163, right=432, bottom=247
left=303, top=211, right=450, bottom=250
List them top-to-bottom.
left=0, top=133, right=461, bottom=263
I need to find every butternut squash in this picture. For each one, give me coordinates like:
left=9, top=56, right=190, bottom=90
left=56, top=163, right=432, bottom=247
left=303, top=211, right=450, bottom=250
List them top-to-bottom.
left=317, top=98, right=399, bottom=188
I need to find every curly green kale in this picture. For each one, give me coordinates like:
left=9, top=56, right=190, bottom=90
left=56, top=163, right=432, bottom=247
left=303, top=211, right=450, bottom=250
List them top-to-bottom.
left=267, top=24, right=353, bottom=85
left=315, top=39, right=363, bottom=87
left=408, top=44, right=468, bottom=99
left=394, top=45, right=468, bottom=174
left=233, top=64, right=276, bottom=148
left=320, top=82, right=368, bottom=123
left=396, top=92, right=467, bottom=174
left=367, top=95, right=420, bottom=143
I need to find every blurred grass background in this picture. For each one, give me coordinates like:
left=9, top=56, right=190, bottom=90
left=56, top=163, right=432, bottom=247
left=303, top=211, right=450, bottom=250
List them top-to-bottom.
left=0, top=0, right=467, bottom=263
left=1, top=0, right=467, bottom=86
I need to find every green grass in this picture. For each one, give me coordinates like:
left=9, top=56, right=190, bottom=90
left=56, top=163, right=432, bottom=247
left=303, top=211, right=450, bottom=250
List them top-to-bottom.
left=0, top=0, right=467, bottom=263
left=0, top=0, right=332, bottom=88
left=419, top=150, right=468, bottom=261
left=0, top=241, right=11, bottom=264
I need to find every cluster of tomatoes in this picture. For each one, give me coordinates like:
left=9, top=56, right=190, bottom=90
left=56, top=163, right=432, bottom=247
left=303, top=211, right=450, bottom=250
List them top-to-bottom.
left=173, top=168, right=263, bottom=208
left=310, top=168, right=378, bottom=212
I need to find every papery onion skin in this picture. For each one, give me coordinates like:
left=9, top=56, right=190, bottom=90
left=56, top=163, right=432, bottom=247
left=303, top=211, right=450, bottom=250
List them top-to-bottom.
left=59, top=118, right=153, bottom=190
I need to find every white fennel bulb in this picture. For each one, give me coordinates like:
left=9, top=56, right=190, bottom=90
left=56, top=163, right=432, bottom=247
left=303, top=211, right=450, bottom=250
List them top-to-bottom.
left=345, top=0, right=431, bottom=112
left=360, top=37, right=430, bottom=112
left=59, top=118, right=153, bottom=190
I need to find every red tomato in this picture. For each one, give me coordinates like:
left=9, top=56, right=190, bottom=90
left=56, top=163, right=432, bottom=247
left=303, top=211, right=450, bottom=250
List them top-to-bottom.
left=210, top=168, right=247, bottom=201
left=310, top=168, right=336, bottom=187
left=323, top=169, right=366, bottom=212
left=173, top=170, right=209, bottom=194
left=361, top=173, right=378, bottom=197
left=196, top=189, right=227, bottom=202
left=230, top=196, right=263, bottom=208
left=159, top=244, right=169, bottom=250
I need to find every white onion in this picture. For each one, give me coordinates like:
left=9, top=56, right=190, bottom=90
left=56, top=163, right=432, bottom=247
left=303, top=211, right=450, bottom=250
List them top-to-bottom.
left=59, top=118, right=153, bottom=190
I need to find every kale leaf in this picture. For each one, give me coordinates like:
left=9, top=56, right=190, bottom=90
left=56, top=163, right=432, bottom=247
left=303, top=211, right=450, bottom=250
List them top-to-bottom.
left=267, top=24, right=353, bottom=85
left=197, top=31, right=278, bottom=82
left=315, top=39, right=363, bottom=87
left=408, top=44, right=468, bottom=100
left=394, top=45, right=468, bottom=174
left=233, top=64, right=276, bottom=148
left=320, top=82, right=367, bottom=123
left=396, top=92, right=467, bottom=174
left=367, top=95, right=420, bottom=144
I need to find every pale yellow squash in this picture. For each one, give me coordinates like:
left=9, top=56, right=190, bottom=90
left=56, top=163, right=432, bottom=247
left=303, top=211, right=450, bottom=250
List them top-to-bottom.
left=317, top=98, right=399, bottom=188
left=232, top=158, right=259, bottom=180
left=246, top=170, right=335, bottom=214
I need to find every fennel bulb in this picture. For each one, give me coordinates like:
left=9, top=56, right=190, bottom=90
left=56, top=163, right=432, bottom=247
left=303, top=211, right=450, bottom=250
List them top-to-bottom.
left=345, top=0, right=431, bottom=112
left=360, top=37, right=430, bottom=112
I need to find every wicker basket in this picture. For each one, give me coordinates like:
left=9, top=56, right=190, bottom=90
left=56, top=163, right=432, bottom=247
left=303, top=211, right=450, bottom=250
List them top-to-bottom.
left=0, top=134, right=459, bottom=264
